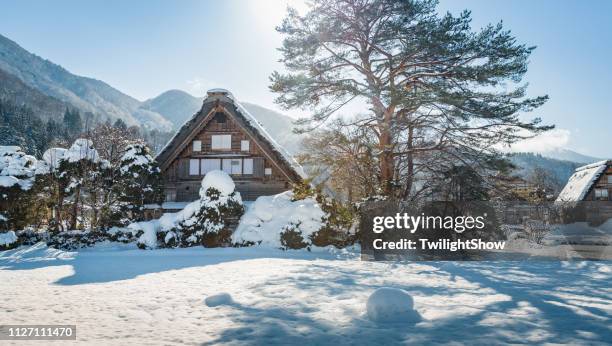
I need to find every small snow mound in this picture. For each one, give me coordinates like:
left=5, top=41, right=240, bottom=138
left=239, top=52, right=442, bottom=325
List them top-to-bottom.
left=200, top=170, right=235, bottom=197
left=366, top=287, right=420, bottom=323
left=205, top=293, right=234, bottom=307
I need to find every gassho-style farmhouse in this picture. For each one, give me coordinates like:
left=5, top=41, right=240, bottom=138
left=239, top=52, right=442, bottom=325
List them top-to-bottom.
left=152, top=89, right=305, bottom=211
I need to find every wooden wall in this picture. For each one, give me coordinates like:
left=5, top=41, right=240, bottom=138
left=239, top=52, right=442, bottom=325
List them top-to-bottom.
left=162, top=110, right=294, bottom=201
left=584, top=165, right=612, bottom=201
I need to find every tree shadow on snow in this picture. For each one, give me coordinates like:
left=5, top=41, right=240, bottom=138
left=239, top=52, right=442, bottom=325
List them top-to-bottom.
left=0, top=243, right=334, bottom=285
left=201, top=261, right=611, bottom=345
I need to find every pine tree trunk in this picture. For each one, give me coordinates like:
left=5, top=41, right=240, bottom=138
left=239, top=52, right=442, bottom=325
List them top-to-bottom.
left=378, top=109, right=395, bottom=196
left=71, top=187, right=80, bottom=230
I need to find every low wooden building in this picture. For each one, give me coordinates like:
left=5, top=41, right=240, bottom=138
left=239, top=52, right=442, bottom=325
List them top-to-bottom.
left=155, top=89, right=305, bottom=206
left=556, top=160, right=612, bottom=202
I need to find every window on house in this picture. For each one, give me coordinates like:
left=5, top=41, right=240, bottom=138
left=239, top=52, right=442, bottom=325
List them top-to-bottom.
left=211, top=135, right=232, bottom=150
left=192, top=140, right=202, bottom=152
left=241, top=140, right=250, bottom=152
left=201, top=158, right=221, bottom=174
left=243, top=158, right=253, bottom=174
left=189, top=159, right=200, bottom=175
left=222, top=159, right=233, bottom=174
left=231, top=159, right=242, bottom=174
left=264, top=168, right=272, bottom=176
left=608, top=175, right=612, bottom=184
left=594, top=189, right=609, bottom=200
left=165, top=190, right=176, bottom=202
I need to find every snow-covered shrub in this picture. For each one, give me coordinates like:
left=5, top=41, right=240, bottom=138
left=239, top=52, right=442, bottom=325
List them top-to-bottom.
left=38, top=139, right=112, bottom=231
left=115, top=144, right=163, bottom=224
left=0, top=146, right=43, bottom=231
left=136, top=171, right=244, bottom=249
left=233, top=180, right=356, bottom=250
left=294, top=181, right=357, bottom=248
left=232, top=191, right=327, bottom=249
left=106, top=226, right=142, bottom=243
left=279, top=226, right=310, bottom=249
left=15, top=228, right=49, bottom=246
left=46, top=229, right=108, bottom=250
left=0, top=230, right=18, bottom=250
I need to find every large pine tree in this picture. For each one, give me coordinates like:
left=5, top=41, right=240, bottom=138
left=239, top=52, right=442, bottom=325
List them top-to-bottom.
left=271, top=0, right=552, bottom=199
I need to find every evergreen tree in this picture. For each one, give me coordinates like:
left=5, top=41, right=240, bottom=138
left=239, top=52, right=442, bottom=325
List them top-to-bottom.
left=271, top=0, right=552, bottom=199
left=63, top=109, right=83, bottom=138
left=115, top=144, right=164, bottom=224
left=154, top=171, right=243, bottom=249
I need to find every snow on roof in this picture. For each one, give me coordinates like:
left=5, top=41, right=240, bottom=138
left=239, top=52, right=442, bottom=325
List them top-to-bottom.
left=207, top=88, right=231, bottom=95
left=156, top=89, right=306, bottom=181
left=232, top=96, right=306, bottom=179
left=556, top=160, right=610, bottom=202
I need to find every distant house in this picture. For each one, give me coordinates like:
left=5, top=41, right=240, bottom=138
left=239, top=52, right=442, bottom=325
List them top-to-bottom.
left=155, top=89, right=305, bottom=207
left=556, top=160, right=612, bottom=202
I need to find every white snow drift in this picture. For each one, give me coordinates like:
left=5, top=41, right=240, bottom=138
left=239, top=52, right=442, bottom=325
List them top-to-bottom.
left=231, top=191, right=327, bottom=247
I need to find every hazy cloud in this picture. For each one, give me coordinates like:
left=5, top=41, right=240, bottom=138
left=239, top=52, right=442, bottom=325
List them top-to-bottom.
left=508, top=128, right=571, bottom=153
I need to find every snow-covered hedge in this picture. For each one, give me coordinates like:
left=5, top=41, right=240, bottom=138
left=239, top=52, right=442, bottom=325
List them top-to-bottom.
left=0, top=146, right=45, bottom=231
left=133, top=171, right=244, bottom=249
left=232, top=181, right=357, bottom=250
left=232, top=191, right=327, bottom=249
left=0, top=231, right=18, bottom=250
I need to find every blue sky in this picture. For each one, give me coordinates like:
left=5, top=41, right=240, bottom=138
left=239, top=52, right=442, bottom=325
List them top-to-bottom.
left=0, top=0, right=610, bottom=157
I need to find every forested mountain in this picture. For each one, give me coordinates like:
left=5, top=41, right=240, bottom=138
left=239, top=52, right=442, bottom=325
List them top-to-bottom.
left=0, top=34, right=172, bottom=131
left=0, top=67, right=68, bottom=120
left=0, top=97, right=73, bottom=156
left=535, top=148, right=601, bottom=164
left=508, top=152, right=583, bottom=186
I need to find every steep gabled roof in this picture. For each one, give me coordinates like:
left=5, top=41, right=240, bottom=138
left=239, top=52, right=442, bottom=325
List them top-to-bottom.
left=156, top=89, right=305, bottom=182
left=556, top=160, right=610, bottom=202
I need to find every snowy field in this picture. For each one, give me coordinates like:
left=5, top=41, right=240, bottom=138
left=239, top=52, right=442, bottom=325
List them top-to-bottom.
left=1, top=243, right=611, bottom=345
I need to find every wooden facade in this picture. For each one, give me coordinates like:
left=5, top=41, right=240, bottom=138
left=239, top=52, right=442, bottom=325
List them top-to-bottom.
left=155, top=89, right=304, bottom=203
left=557, top=160, right=612, bottom=202
left=582, top=162, right=612, bottom=201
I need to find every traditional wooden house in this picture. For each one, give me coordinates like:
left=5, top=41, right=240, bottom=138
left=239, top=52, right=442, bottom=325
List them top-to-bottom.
left=155, top=89, right=305, bottom=208
left=556, top=160, right=612, bottom=202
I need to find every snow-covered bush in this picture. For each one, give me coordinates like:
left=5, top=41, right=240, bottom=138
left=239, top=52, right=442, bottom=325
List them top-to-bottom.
left=37, top=139, right=112, bottom=231
left=115, top=144, right=163, bottom=224
left=0, top=146, right=43, bottom=231
left=136, top=171, right=244, bottom=249
left=233, top=180, right=356, bottom=249
left=232, top=191, right=327, bottom=249
left=106, top=226, right=143, bottom=243
left=46, top=229, right=108, bottom=250
left=0, top=230, right=18, bottom=250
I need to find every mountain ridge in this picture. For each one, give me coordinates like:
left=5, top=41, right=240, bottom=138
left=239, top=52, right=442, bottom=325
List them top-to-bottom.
left=0, top=33, right=172, bottom=130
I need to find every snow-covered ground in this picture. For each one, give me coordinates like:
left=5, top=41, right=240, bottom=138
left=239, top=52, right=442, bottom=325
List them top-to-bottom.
left=1, top=243, right=610, bottom=345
